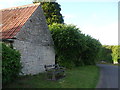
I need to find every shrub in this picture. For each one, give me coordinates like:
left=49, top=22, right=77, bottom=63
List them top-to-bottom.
left=49, top=23, right=102, bottom=68
left=49, top=23, right=87, bottom=68
left=81, top=35, right=102, bottom=65
left=1, top=43, right=21, bottom=84
left=98, top=46, right=112, bottom=63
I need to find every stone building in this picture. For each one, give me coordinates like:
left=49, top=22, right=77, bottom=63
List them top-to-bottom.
left=0, top=3, right=55, bottom=75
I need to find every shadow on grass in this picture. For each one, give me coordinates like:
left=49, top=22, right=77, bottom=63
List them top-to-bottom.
left=3, top=65, right=100, bottom=88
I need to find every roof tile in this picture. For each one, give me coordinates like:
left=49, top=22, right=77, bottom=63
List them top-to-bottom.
left=0, top=3, right=40, bottom=39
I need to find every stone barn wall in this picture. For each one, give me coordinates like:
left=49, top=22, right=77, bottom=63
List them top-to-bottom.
left=13, top=5, right=55, bottom=75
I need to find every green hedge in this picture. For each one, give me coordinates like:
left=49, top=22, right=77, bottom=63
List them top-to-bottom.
left=49, top=23, right=102, bottom=68
left=1, top=43, right=21, bottom=84
left=98, top=46, right=112, bottom=63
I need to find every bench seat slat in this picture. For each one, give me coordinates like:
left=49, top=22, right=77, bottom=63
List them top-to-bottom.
left=44, top=64, right=65, bottom=80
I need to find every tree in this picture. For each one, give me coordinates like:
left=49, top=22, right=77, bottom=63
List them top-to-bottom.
left=33, top=0, right=64, bottom=25
left=49, top=23, right=102, bottom=68
left=49, top=23, right=86, bottom=68
left=80, top=35, right=102, bottom=65
left=103, top=45, right=120, bottom=64
left=98, top=46, right=112, bottom=63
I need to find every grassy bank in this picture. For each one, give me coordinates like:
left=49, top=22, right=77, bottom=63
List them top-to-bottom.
left=98, top=62, right=120, bottom=66
left=4, top=65, right=100, bottom=88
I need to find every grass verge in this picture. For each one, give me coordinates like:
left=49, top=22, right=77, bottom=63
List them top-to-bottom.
left=98, top=62, right=120, bottom=66
left=4, top=65, right=100, bottom=88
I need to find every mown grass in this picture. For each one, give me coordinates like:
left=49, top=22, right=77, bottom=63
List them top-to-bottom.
left=98, top=62, right=120, bottom=66
left=4, top=65, right=100, bottom=88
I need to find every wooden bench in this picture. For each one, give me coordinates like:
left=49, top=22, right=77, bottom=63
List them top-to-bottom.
left=44, top=64, right=65, bottom=80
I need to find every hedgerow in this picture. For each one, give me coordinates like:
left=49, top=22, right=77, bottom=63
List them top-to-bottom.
left=49, top=23, right=102, bottom=68
left=98, top=46, right=112, bottom=63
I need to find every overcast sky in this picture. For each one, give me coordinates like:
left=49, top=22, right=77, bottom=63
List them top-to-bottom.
left=0, top=0, right=118, bottom=45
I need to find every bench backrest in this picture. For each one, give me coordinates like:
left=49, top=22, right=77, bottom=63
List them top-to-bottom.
left=44, top=64, right=60, bottom=71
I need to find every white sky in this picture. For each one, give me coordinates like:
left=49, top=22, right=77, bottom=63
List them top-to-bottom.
left=59, top=1, right=118, bottom=45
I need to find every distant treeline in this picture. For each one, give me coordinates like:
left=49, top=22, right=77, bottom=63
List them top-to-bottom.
left=99, top=45, right=120, bottom=64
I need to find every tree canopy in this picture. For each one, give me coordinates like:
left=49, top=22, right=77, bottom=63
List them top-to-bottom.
left=33, top=0, right=64, bottom=25
left=49, top=23, right=102, bottom=68
left=103, top=45, right=120, bottom=64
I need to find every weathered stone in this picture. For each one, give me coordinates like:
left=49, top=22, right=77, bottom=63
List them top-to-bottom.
left=13, top=5, right=55, bottom=75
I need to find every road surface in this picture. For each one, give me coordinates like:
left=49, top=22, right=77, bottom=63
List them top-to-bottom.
left=96, top=64, right=119, bottom=88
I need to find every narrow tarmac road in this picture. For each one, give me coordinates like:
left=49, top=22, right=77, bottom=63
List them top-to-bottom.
left=96, top=64, right=119, bottom=88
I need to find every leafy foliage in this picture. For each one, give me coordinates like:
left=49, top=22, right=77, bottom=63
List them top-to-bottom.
left=33, top=0, right=64, bottom=25
left=49, top=23, right=102, bottom=68
left=81, top=35, right=102, bottom=65
left=1, top=43, right=21, bottom=84
left=103, top=45, right=120, bottom=64
left=98, top=46, right=112, bottom=63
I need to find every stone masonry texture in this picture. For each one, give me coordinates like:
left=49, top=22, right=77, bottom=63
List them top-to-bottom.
left=13, top=5, right=55, bottom=75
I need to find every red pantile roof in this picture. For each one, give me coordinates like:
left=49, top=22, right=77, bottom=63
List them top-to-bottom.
left=0, top=3, right=40, bottom=39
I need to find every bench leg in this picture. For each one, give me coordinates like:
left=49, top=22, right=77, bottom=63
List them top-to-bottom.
left=52, top=74, right=56, bottom=80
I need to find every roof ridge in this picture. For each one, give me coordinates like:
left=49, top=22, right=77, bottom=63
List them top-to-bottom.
left=0, top=3, right=40, bottom=11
